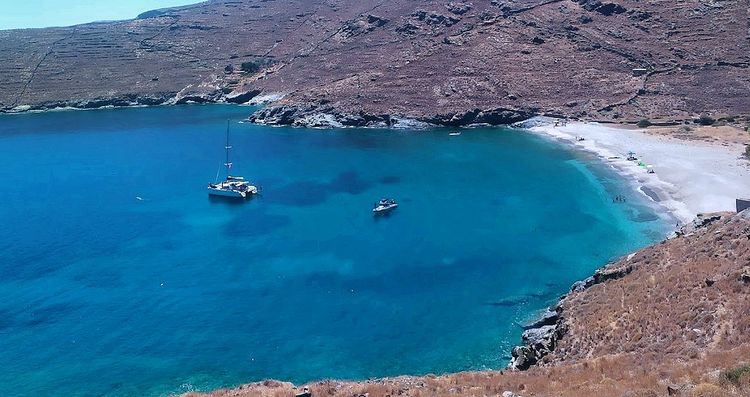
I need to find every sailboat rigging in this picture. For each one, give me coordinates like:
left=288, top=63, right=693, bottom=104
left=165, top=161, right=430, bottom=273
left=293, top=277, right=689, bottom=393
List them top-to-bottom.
left=207, top=121, right=258, bottom=199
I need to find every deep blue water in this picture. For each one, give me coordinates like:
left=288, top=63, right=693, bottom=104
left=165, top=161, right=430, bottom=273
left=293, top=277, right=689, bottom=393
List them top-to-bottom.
left=0, top=105, right=669, bottom=396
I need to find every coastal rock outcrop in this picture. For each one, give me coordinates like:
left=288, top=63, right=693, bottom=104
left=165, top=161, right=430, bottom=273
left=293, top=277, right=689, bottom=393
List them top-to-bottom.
left=225, top=90, right=261, bottom=104
left=5, top=93, right=176, bottom=113
left=248, top=104, right=534, bottom=128
left=248, top=104, right=391, bottom=128
left=420, top=108, right=535, bottom=127
left=510, top=212, right=743, bottom=372
left=509, top=306, right=566, bottom=370
left=521, top=308, right=558, bottom=330
left=510, top=320, right=568, bottom=370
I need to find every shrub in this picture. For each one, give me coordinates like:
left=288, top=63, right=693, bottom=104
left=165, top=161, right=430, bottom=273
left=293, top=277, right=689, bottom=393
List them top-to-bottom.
left=240, top=58, right=274, bottom=74
left=240, top=61, right=261, bottom=74
left=696, top=114, right=715, bottom=126
left=636, top=119, right=652, bottom=128
left=746, top=145, right=750, bottom=158
left=720, top=365, right=750, bottom=387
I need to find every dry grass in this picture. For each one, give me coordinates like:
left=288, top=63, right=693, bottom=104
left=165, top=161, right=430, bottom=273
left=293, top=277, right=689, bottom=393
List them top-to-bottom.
left=615, top=123, right=750, bottom=148
left=552, top=213, right=750, bottom=367
left=185, top=349, right=750, bottom=397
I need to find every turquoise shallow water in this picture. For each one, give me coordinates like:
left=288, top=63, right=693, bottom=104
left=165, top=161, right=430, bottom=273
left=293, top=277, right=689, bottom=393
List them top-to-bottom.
left=0, top=105, right=669, bottom=396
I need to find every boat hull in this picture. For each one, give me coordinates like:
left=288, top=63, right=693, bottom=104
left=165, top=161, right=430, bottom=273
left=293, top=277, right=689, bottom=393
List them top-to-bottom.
left=207, top=187, right=248, bottom=198
left=373, top=204, right=398, bottom=214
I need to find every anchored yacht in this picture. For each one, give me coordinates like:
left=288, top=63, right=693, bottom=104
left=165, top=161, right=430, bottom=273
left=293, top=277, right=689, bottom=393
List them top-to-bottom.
left=208, top=122, right=258, bottom=199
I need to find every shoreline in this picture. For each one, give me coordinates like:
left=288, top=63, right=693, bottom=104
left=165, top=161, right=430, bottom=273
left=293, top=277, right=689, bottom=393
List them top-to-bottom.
left=4, top=103, right=747, bottom=395
left=521, top=117, right=750, bottom=224
left=182, top=210, right=748, bottom=397
left=182, top=212, right=749, bottom=397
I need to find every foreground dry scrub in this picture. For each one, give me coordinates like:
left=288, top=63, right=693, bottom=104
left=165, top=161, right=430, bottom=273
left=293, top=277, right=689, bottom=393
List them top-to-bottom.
left=187, top=212, right=750, bottom=396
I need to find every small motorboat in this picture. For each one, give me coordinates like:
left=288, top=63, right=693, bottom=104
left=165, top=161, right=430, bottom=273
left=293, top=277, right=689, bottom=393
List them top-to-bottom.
left=449, top=131, right=462, bottom=136
left=373, top=198, right=398, bottom=214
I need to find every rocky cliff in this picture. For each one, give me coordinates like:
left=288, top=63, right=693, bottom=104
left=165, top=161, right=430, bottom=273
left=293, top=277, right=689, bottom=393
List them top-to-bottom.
left=1, top=0, right=748, bottom=126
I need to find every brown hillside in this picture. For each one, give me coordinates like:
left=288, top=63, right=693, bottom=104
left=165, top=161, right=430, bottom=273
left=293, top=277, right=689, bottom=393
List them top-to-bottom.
left=0, top=0, right=748, bottom=123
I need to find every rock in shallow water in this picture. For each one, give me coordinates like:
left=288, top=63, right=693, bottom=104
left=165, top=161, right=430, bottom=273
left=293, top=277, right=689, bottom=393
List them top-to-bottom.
left=522, top=308, right=559, bottom=329
left=522, top=325, right=556, bottom=346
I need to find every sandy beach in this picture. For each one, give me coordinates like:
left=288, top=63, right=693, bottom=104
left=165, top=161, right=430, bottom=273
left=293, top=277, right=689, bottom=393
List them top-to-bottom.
left=526, top=119, right=750, bottom=224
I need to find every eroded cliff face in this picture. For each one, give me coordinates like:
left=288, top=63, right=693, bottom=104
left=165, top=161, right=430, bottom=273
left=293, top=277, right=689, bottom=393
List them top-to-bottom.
left=1, top=0, right=748, bottom=124
left=185, top=211, right=750, bottom=397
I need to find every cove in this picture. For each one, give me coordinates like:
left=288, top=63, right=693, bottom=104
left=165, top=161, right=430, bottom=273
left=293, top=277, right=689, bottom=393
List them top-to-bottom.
left=0, top=105, right=669, bottom=397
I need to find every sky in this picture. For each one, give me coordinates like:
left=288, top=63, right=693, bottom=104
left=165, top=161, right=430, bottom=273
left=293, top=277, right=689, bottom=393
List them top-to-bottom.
left=0, top=0, right=201, bottom=30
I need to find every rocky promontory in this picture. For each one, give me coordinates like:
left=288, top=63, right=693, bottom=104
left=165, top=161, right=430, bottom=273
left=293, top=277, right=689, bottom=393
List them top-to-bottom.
left=247, top=102, right=534, bottom=128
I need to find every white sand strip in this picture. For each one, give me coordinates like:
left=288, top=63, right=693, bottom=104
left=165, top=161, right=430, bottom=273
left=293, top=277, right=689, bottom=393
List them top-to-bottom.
left=523, top=118, right=750, bottom=224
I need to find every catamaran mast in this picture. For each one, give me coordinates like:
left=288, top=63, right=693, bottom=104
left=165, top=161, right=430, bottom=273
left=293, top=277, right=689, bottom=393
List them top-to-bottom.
left=224, top=120, right=232, bottom=177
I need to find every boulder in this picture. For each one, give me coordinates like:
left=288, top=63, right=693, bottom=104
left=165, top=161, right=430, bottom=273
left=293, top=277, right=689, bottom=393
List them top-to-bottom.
left=577, top=0, right=627, bottom=15
left=446, top=2, right=472, bottom=15
left=596, top=3, right=627, bottom=15
left=412, top=10, right=460, bottom=26
left=593, top=263, right=634, bottom=284
left=571, top=276, right=595, bottom=292
left=522, top=308, right=559, bottom=329
left=522, top=325, right=556, bottom=346
left=510, top=345, right=535, bottom=370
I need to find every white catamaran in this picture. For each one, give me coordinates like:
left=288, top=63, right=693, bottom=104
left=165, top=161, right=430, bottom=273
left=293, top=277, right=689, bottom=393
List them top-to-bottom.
left=207, top=122, right=258, bottom=199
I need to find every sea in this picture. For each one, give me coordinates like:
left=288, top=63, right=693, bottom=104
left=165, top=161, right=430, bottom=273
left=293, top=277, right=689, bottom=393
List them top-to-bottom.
left=0, top=104, right=671, bottom=396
